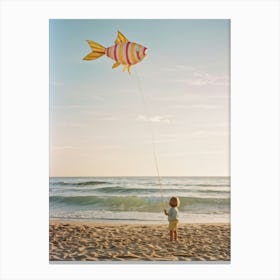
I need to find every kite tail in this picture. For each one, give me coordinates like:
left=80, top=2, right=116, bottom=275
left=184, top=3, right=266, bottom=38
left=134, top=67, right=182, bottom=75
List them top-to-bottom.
left=83, top=40, right=105, bottom=60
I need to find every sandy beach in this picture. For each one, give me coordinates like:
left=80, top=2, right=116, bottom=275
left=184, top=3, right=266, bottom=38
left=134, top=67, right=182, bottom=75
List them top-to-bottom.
left=49, top=220, right=230, bottom=262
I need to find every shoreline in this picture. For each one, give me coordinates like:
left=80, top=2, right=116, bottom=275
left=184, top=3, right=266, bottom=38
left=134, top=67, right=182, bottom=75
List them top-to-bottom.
left=50, top=218, right=229, bottom=224
left=49, top=220, right=230, bottom=262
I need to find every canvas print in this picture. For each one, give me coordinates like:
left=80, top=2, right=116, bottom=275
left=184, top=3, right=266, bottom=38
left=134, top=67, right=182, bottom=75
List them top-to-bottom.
left=49, top=19, right=230, bottom=262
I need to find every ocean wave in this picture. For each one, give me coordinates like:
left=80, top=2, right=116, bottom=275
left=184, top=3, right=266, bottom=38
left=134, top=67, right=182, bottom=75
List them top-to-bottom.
left=50, top=181, right=109, bottom=186
left=50, top=184, right=229, bottom=194
left=92, top=186, right=229, bottom=193
left=49, top=195, right=230, bottom=212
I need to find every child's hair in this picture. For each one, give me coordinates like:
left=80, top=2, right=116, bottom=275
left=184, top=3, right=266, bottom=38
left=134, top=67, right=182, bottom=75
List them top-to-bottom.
left=169, top=196, right=180, bottom=207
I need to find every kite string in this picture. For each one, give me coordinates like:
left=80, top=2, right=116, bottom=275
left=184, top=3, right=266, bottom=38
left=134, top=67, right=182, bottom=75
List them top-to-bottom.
left=135, top=70, right=165, bottom=211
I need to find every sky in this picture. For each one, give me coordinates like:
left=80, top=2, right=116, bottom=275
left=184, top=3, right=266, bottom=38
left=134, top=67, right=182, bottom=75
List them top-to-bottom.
left=49, top=19, right=230, bottom=177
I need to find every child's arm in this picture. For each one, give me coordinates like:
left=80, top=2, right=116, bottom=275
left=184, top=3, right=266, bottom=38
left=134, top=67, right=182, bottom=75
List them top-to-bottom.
left=164, top=209, right=168, bottom=216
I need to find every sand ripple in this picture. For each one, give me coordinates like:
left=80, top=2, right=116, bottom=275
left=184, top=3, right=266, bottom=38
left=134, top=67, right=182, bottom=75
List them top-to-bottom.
left=49, top=221, right=230, bottom=262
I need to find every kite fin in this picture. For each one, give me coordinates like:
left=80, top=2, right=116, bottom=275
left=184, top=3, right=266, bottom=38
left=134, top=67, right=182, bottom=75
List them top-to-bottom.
left=115, top=31, right=129, bottom=44
left=83, top=40, right=105, bottom=60
left=112, top=62, right=121, bottom=69
left=122, top=65, right=131, bottom=74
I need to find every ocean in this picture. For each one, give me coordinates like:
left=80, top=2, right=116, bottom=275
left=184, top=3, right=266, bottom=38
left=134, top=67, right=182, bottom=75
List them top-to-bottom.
left=49, top=177, right=230, bottom=224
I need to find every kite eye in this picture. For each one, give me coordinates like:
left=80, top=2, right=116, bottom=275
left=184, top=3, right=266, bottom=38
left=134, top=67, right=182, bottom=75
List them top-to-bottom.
left=143, top=48, right=147, bottom=56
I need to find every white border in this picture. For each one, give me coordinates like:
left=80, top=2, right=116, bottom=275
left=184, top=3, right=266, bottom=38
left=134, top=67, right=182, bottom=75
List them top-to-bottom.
left=1, top=0, right=279, bottom=280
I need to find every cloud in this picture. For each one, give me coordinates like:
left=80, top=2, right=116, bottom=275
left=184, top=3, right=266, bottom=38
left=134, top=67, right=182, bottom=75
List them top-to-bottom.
left=162, top=64, right=195, bottom=72
left=165, top=64, right=229, bottom=87
left=175, top=65, right=195, bottom=71
left=169, top=72, right=229, bottom=86
left=188, top=72, right=229, bottom=86
left=50, top=81, right=64, bottom=86
left=91, top=95, right=105, bottom=101
left=173, top=104, right=223, bottom=109
left=190, top=104, right=223, bottom=109
left=53, top=105, right=92, bottom=111
left=83, top=112, right=119, bottom=121
left=137, top=114, right=171, bottom=124
left=96, top=116, right=119, bottom=121
left=56, top=122, right=88, bottom=128
left=191, top=130, right=229, bottom=137
left=191, top=130, right=206, bottom=136
left=152, top=133, right=178, bottom=143
left=159, top=133, right=178, bottom=139
left=153, top=139, right=176, bottom=144
left=94, top=145, right=121, bottom=151
left=52, top=146, right=79, bottom=151
left=198, top=150, right=226, bottom=155
left=159, top=152, right=190, bottom=158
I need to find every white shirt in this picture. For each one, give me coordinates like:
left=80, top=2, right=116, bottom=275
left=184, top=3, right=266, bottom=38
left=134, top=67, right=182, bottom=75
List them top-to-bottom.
left=168, top=207, right=179, bottom=221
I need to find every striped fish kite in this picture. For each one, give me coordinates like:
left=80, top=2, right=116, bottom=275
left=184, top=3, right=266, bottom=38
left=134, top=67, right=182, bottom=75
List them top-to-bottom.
left=83, top=31, right=147, bottom=73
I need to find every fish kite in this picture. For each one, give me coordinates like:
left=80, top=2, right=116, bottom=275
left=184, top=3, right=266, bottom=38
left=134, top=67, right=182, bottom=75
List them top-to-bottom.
left=83, top=31, right=147, bottom=73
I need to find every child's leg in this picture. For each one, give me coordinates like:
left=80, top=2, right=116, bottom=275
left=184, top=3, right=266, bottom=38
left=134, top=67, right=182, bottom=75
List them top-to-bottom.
left=169, top=230, right=173, bottom=241
left=174, top=230, right=177, bottom=241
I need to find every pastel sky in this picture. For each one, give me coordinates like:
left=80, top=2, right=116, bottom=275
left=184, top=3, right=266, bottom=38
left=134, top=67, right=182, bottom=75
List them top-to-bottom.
left=49, top=19, right=230, bottom=177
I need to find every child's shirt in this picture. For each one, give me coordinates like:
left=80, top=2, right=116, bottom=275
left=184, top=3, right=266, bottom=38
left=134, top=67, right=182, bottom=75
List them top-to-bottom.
left=168, top=207, right=179, bottom=221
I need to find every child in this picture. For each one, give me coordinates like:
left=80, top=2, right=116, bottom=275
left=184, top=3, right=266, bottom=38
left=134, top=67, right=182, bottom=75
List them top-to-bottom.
left=164, top=197, right=180, bottom=241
